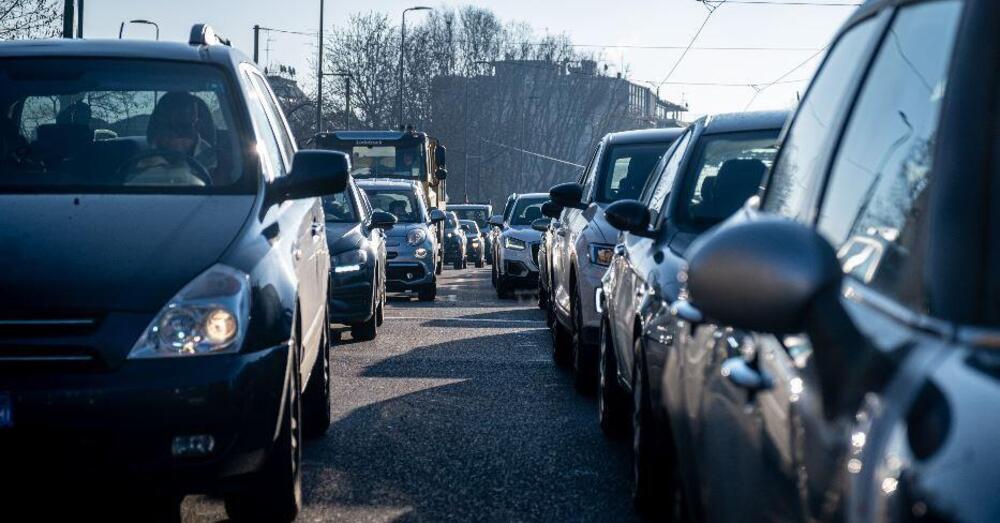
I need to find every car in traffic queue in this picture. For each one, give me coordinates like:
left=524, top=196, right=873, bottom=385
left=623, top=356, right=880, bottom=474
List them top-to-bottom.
left=636, top=0, right=1000, bottom=520
left=0, top=28, right=348, bottom=521
left=595, top=110, right=788, bottom=510
left=548, top=128, right=683, bottom=392
left=323, top=177, right=397, bottom=341
left=358, top=179, right=446, bottom=302
left=489, top=193, right=548, bottom=298
left=489, top=193, right=518, bottom=286
left=535, top=200, right=565, bottom=325
left=449, top=203, right=493, bottom=263
left=443, top=211, right=468, bottom=270
left=460, top=219, right=487, bottom=268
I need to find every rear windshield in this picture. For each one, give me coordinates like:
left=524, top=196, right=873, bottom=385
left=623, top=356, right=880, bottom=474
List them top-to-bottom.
left=0, top=58, right=248, bottom=193
left=677, top=129, right=781, bottom=231
left=596, top=142, right=672, bottom=203
left=363, top=187, right=425, bottom=223
left=510, top=197, right=547, bottom=226
left=451, top=207, right=490, bottom=228
left=460, top=220, right=480, bottom=235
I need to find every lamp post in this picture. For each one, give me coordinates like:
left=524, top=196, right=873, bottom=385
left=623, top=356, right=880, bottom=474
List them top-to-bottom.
left=317, top=0, right=325, bottom=134
left=397, top=6, right=432, bottom=128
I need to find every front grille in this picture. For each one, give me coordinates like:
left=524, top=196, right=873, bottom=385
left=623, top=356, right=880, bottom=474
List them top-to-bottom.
left=531, top=243, right=541, bottom=264
left=386, top=251, right=399, bottom=260
left=387, top=264, right=426, bottom=282
left=0, top=317, right=100, bottom=337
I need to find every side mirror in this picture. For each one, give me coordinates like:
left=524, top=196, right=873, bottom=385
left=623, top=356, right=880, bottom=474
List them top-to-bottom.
left=435, top=145, right=447, bottom=167
left=268, top=150, right=349, bottom=203
left=435, top=166, right=448, bottom=180
left=549, top=182, right=586, bottom=210
left=605, top=199, right=654, bottom=238
left=541, top=201, right=563, bottom=219
left=429, top=209, right=446, bottom=223
left=369, top=210, right=397, bottom=230
left=488, top=214, right=505, bottom=228
left=531, top=218, right=550, bottom=232
left=686, top=218, right=874, bottom=419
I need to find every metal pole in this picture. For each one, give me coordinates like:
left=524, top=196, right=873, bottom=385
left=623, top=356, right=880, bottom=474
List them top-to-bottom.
left=62, top=0, right=75, bottom=38
left=76, top=0, right=84, bottom=38
left=316, top=0, right=324, bottom=134
left=397, top=12, right=407, bottom=128
left=253, top=25, right=260, bottom=63
left=345, top=74, right=352, bottom=130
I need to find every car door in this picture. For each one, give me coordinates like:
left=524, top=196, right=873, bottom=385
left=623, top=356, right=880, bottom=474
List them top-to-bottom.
left=555, top=142, right=602, bottom=319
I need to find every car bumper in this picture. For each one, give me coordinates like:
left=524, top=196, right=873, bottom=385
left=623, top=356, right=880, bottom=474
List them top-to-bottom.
left=466, top=243, right=485, bottom=261
left=499, top=244, right=540, bottom=288
left=385, top=247, right=436, bottom=292
left=576, top=262, right=606, bottom=345
left=329, top=264, right=376, bottom=324
left=0, top=343, right=289, bottom=492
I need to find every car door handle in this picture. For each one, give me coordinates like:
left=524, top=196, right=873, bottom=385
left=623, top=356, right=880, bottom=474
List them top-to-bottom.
left=670, top=299, right=703, bottom=323
left=721, top=357, right=773, bottom=392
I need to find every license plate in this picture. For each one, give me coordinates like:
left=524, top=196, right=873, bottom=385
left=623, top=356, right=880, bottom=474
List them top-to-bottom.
left=0, top=392, right=11, bottom=428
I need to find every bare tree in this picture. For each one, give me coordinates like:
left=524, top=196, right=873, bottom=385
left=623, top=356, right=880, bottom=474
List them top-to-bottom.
left=0, top=0, right=60, bottom=41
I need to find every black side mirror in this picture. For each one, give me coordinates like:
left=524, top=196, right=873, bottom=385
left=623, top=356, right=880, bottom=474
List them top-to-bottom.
left=435, top=145, right=447, bottom=167
left=269, top=150, right=349, bottom=203
left=435, top=166, right=448, bottom=180
left=549, top=182, right=586, bottom=210
left=605, top=199, right=654, bottom=238
left=541, top=201, right=563, bottom=219
left=429, top=209, right=446, bottom=223
left=370, top=210, right=397, bottom=230
left=488, top=214, right=504, bottom=228
left=531, top=218, right=550, bottom=232
left=686, top=218, right=875, bottom=419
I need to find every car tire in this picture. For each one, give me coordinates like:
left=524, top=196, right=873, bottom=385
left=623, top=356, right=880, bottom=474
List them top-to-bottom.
left=435, top=256, right=443, bottom=276
left=462, top=258, right=468, bottom=269
left=491, top=258, right=498, bottom=287
left=453, top=259, right=462, bottom=270
left=475, top=259, right=484, bottom=269
left=375, top=275, right=385, bottom=327
left=496, top=275, right=514, bottom=299
left=537, top=282, right=548, bottom=310
left=351, top=283, right=379, bottom=341
left=418, top=284, right=436, bottom=302
left=546, top=286, right=557, bottom=329
left=572, top=288, right=596, bottom=395
left=303, top=317, right=332, bottom=438
left=551, top=318, right=573, bottom=368
left=598, top=319, right=628, bottom=439
left=225, top=328, right=303, bottom=523
left=631, top=338, right=669, bottom=516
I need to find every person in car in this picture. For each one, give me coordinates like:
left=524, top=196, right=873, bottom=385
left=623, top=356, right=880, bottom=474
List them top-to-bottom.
left=126, top=91, right=217, bottom=186
left=388, top=199, right=414, bottom=222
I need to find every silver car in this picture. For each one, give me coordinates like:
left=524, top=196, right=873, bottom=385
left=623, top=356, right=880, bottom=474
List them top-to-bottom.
left=490, top=193, right=549, bottom=299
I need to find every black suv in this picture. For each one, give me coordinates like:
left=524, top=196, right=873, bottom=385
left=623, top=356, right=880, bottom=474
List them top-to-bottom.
left=649, top=1, right=1000, bottom=521
left=0, top=27, right=348, bottom=521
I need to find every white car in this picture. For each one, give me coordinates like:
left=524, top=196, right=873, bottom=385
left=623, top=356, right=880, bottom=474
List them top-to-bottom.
left=489, top=193, right=548, bottom=298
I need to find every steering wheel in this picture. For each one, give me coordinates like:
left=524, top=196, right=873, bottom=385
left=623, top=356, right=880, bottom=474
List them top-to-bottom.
left=118, top=149, right=213, bottom=186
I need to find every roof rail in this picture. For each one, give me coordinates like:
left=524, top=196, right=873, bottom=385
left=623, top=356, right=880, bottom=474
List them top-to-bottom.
left=189, top=24, right=231, bottom=47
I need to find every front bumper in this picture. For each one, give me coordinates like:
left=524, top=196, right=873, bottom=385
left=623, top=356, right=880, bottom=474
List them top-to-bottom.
left=443, top=239, right=466, bottom=263
left=466, top=242, right=485, bottom=261
left=498, top=242, right=540, bottom=288
left=385, top=243, right=436, bottom=292
left=576, top=262, right=606, bottom=346
left=328, top=263, right=376, bottom=324
left=0, top=343, right=289, bottom=492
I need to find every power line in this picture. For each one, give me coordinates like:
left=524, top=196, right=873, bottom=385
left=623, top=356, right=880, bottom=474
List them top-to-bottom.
left=658, top=0, right=726, bottom=88
left=710, top=0, right=861, bottom=6
left=743, top=45, right=829, bottom=109
left=480, top=138, right=585, bottom=169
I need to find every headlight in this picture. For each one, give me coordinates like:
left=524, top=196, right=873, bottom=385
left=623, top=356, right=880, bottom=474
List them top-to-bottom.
left=407, top=228, right=427, bottom=246
left=446, top=232, right=453, bottom=238
left=504, top=236, right=526, bottom=250
left=471, top=239, right=480, bottom=246
left=590, top=244, right=615, bottom=266
left=415, top=247, right=429, bottom=258
left=333, top=249, right=368, bottom=273
left=128, top=264, right=250, bottom=359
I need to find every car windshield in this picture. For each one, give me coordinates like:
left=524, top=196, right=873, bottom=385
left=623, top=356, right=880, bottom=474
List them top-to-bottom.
left=0, top=58, right=246, bottom=193
left=678, top=129, right=781, bottom=231
left=596, top=142, right=671, bottom=202
left=342, top=144, right=426, bottom=179
left=363, top=187, right=424, bottom=223
left=323, top=191, right=358, bottom=223
left=510, top=197, right=547, bottom=226
left=451, top=207, right=490, bottom=228
left=446, top=214, right=459, bottom=228
left=460, top=220, right=480, bottom=235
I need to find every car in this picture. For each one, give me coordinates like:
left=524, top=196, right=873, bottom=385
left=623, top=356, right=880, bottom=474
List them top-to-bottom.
left=643, top=0, right=999, bottom=520
left=0, top=27, right=349, bottom=521
left=595, top=110, right=788, bottom=510
left=548, top=128, right=683, bottom=393
left=323, top=177, right=397, bottom=341
left=358, top=179, right=445, bottom=302
left=489, top=193, right=518, bottom=287
left=490, top=193, right=549, bottom=299
left=535, top=201, right=565, bottom=325
left=448, top=203, right=493, bottom=262
left=443, top=211, right=468, bottom=270
left=460, top=219, right=487, bottom=268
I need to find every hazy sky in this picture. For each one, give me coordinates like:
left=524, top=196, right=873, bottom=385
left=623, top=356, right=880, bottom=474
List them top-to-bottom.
left=81, top=0, right=857, bottom=118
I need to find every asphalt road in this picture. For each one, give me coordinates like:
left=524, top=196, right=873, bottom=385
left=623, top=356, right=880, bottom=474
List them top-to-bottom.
left=179, top=266, right=637, bottom=522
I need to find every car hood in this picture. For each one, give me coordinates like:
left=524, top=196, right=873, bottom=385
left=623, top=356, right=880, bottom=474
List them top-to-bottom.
left=0, top=194, right=254, bottom=315
left=325, top=221, right=364, bottom=254
left=503, top=225, right=543, bottom=243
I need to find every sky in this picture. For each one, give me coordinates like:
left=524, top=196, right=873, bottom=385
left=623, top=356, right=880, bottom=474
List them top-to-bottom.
left=80, top=0, right=858, bottom=119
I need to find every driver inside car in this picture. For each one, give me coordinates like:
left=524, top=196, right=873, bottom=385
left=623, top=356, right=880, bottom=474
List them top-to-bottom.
left=126, top=91, right=217, bottom=186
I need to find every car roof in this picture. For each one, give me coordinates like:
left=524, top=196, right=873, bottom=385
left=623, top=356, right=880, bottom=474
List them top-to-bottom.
left=0, top=38, right=251, bottom=67
left=701, top=110, right=790, bottom=135
left=606, top=126, right=686, bottom=146
left=324, top=130, right=426, bottom=140
left=355, top=178, right=418, bottom=189
left=515, top=192, right=549, bottom=201
left=448, top=204, right=490, bottom=208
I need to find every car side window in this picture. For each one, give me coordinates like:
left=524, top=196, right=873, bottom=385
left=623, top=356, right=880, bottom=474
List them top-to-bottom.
left=816, top=0, right=964, bottom=310
left=762, top=12, right=888, bottom=218
left=247, top=71, right=297, bottom=169
left=243, top=74, right=287, bottom=180
left=644, top=130, right=691, bottom=223
left=580, top=143, right=603, bottom=204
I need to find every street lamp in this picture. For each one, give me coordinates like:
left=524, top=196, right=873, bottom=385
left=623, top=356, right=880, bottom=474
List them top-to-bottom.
left=317, top=0, right=325, bottom=134
left=397, top=6, right=432, bottom=128
left=118, top=19, right=159, bottom=40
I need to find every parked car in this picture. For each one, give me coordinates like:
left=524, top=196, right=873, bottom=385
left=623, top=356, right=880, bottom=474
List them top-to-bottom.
left=645, top=1, right=997, bottom=520
left=0, top=28, right=348, bottom=521
left=596, top=110, right=787, bottom=510
left=548, top=128, right=683, bottom=392
left=324, top=177, right=397, bottom=341
left=358, top=179, right=445, bottom=302
left=489, top=193, right=518, bottom=287
left=490, top=193, right=549, bottom=298
left=535, top=201, right=565, bottom=325
left=449, top=203, right=493, bottom=262
left=443, top=211, right=468, bottom=270
left=460, top=219, right=487, bottom=268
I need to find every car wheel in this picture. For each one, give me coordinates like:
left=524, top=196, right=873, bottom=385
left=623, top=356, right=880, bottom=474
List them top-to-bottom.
left=436, top=256, right=443, bottom=275
left=462, top=257, right=469, bottom=269
left=491, top=258, right=498, bottom=287
left=453, top=259, right=463, bottom=270
left=375, top=272, right=385, bottom=327
left=496, top=274, right=513, bottom=299
left=537, top=281, right=548, bottom=310
left=418, top=284, right=436, bottom=302
left=546, top=286, right=557, bottom=329
left=572, top=288, right=596, bottom=395
left=303, top=317, right=332, bottom=438
left=551, top=317, right=573, bottom=368
left=598, top=319, right=629, bottom=438
left=225, top=328, right=303, bottom=523
left=631, top=338, right=669, bottom=515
